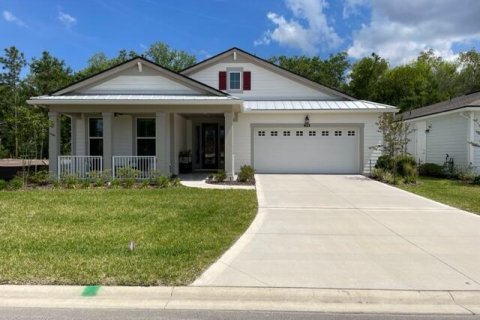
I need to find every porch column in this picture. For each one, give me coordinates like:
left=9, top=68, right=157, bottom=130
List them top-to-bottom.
left=224, top=111, right=234, bottom=179
left=48, top=112, right=61, bottom=176
left=102, top=112, right=113, bottom=171
left=156, top=112, right=171, bottom=174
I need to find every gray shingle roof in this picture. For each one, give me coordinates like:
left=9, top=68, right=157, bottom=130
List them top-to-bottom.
left=400, top=91, right=480, bottom=120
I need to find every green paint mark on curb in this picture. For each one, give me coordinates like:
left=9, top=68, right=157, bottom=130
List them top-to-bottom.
left=81, top=285, right=100, bottom=297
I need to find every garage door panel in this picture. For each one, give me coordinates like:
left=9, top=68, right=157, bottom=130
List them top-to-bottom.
left=253, top=127, right=360, bottom=174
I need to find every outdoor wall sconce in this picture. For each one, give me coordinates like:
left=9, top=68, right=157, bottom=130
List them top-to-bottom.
left=304, top=115, right=310, bottom=127
left=425, top=124, right=432, bottom=133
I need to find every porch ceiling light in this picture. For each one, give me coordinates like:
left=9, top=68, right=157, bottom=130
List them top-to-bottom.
left=304, top=115, right=310, bottom=127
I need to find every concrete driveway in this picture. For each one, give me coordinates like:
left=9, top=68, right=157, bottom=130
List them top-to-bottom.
left=193, top=175, right=480, bottom=290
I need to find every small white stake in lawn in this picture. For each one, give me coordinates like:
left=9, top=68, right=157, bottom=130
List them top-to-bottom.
left=128, top=240, right=136, bottom=251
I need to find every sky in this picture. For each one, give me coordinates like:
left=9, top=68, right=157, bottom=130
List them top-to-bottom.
left=2, top=0, right=480, bottom=71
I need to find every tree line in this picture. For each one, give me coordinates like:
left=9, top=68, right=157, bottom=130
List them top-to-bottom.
left=1, top=41, right=479, bottom=159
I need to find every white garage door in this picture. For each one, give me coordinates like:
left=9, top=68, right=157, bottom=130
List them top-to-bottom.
left=253, top=127, right=360, bottom=174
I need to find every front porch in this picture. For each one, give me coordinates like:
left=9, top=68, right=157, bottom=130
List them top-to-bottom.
left=49, top=110, right=235, bottom=179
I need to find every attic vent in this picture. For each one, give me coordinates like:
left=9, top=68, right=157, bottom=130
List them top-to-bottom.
left=137, top=62, right=143, bottom=72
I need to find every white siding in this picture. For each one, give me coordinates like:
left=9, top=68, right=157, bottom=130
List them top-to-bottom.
left=189, top=62, right=335, bottom=100
left=75, top=65, right=200, bottom=95
left=233, top=113, right=383, bottom=174
left=423, top=113, right=469, bottom=167
left=113, top=115, right=133, bottom=156
left=74, top=116, right=86, bottom=156
left=406, top=121, right=427, bottom=164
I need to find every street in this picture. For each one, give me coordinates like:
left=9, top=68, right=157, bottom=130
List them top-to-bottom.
left=1, top=308, right=479, bottom=320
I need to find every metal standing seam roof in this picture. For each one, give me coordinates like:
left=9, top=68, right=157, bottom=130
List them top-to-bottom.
left=29, top=95, right=238, bottom=101
left=243, top=100, right=397, bottom=111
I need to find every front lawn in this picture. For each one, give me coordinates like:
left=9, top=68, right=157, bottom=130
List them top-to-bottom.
left=400, top=177, right=480, bottom=214
left=0, top=187, right=257, bottom=286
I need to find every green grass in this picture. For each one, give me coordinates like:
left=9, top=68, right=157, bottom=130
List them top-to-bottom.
left=400, top=177, right=480, bottom=214
left=0, top=187, right=257, bottom=286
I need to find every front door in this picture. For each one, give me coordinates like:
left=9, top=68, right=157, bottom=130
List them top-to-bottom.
left=202, top=124, right=218, bottom=169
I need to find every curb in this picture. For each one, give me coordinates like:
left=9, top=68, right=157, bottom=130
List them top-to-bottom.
left=0, top=286, right=479, bottom=315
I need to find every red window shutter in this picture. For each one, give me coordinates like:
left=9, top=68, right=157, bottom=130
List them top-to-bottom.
left=219, top=71, right=227, bottom=90
left=243, top=71, right=251, bottom=90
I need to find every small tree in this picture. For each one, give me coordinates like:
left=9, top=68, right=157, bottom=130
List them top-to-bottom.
left=371, top=113, right=413, bottom=183
left=372, top=113, right=412, bottom=158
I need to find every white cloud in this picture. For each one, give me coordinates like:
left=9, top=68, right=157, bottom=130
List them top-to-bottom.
left=254, top=0, right=343, bottom=55
left=347, top=0, right=480, bottom=65
left=3, top=10, right=26, bottom=27
left=58, top=11, right=76, bottom=28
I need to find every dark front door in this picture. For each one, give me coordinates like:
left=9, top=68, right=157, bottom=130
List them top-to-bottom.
left=202, top=124, right=218, bottom=169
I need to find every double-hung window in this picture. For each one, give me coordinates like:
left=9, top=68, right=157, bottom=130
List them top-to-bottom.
left=228, top=71, right=241, bottom=90
left=89, top=118, right=103, bottom=156
left=137, top=118, right=156, bottom=156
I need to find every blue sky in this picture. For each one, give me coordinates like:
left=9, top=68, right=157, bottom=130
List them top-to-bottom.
left=2, top=0, right=480, bottom=71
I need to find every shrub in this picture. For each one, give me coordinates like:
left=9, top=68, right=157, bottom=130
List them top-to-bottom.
left=375, top=155, right=394, bottom=171
left=394, top=155, right=417, bottom=183
left=418, top=163, right=445, bottom=178
left=237, top=165, right=255, bottom=183
left=457, top=166, right=477, bottom=183
left=117, top=167, right=140, bottom=180
left=371, top=168, right=396, bottom=184
left=29, top=170, right=50, bottom=186
left=87, top=170, right=112, bottom=187
left=214, top=170, right=227, bottom=182
left=61, top=175, right=78, bottom=189
left=152, top=175, right=170, bottom=188
left=169, top=176, right=182, bottom=187
left=473, top=176, right=480, bottom=185
left=8, top=177, right=23, bottom=190
left=123, top=178, right=135, bottom=188
left=0, top=179, right=7, bottom=190
left=111, top=179, right=121, bottom=188
left=80, top=180, right=91, bottom=189
left=140, top=180, right=150, bottom=189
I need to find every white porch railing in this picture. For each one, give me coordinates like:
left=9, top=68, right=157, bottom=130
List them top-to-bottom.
left=58, top=156, right=103, bottom=179
left=112, top=156, right=157, bottom=180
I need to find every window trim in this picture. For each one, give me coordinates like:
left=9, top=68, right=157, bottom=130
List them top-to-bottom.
left=226, top=67, right=243, bottom=93
left=88, top=117, right=103, bottom=156
left=136, top=117, right=156, bottom=156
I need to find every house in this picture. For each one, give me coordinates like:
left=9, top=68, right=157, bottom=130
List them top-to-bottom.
left=27, top=47, right=397, bottom=179
left=402, top=91, right=480, bottom=171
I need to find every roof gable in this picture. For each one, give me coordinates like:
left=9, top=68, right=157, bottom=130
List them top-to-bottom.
left=181, top=47, right=354, bottom=100
left=53, top=57, right=227, bottom=97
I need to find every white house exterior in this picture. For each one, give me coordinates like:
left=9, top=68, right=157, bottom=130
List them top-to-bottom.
left=27, top=47, right=396, bottom=178
left=403, top=91, right=480, bottom=172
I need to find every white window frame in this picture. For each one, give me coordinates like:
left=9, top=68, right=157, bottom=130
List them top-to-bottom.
left=227, top=68, right=243, bottom=92
left=88, top=117, right=103, bottom=156
left=136, top=117, right=156, bottom=156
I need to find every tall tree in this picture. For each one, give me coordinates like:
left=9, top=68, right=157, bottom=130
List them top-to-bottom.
left=144, top=42, right=196, bottom=71
left=0, top=46, right=27, bottom=157
left=74, top=49, right=138, bottom=80
left=458, top=49, right=480, bottom=94
left=27, top=51, right=73, bottom=95
left=269, top=52, right=350, bottom=89
left=347, top=53, right=388, bottom=100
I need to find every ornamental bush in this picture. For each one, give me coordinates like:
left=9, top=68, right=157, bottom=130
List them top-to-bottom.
left=418, top=163, right=445, bottom=178
left=237, top=165, right=255, bottom=183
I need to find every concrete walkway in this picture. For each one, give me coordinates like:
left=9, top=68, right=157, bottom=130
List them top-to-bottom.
left=180, top=173, right=255, bottom=190
left=194, top=174, right=480, bottom=290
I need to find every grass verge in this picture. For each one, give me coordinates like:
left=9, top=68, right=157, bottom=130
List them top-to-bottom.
left=400, top=177, right=480, bottom=214
left=0, top=187, right=257, bottom=286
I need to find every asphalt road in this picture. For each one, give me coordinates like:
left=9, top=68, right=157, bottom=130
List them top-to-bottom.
left=1, top=308, right=479, bottom=320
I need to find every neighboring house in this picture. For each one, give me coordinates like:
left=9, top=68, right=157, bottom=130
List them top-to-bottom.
left=27, top=47, right=396, bottom=178
left=402, top=91, right=480, bottom=171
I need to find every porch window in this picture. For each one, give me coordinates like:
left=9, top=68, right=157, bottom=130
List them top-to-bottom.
left=89, top=118, right=103, bottom=156
left=136, top=118, right=156, bottom=156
